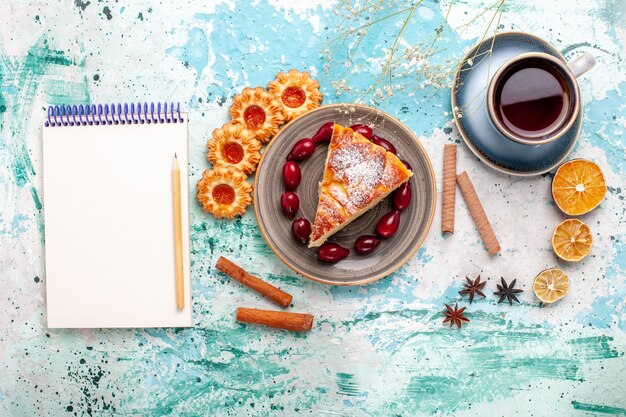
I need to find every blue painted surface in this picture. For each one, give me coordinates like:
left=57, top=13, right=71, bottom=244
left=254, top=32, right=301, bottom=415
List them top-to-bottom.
left=0, top=1, right=625, bottom=416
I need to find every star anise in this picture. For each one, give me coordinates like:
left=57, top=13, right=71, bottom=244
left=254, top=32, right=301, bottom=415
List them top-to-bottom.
left=459, top=275, right=486, bottom=304
left=493, top=277, right=523, bottom=305
left=442, top=304, right=469, bottom=328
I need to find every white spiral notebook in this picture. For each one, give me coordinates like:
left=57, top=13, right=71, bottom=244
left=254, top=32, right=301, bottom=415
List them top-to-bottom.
left=42, top=103, right=192, bottom=328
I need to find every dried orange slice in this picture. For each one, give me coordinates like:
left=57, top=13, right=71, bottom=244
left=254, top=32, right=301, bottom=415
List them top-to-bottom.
left=552, top=159, right=606, bottom=215
left=552, top=219, right=592, bottom=262
left=533, top=268, right=569, bottom=303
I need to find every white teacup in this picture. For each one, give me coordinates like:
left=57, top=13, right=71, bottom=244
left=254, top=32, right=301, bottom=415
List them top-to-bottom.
left=487, top=52, right=596, bottom=146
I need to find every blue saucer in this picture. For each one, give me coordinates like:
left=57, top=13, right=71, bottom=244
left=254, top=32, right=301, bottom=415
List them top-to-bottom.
left=452, top=32, right=581, bottom=176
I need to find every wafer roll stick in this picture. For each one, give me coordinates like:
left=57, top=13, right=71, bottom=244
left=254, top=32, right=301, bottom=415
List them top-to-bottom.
left=441, top=144, right=457, bottom=233
left=457, top=171, right=501, bottom=255
left=216, top=257, right=293, bottom=308
left=236, top=308, right=313, bottom=332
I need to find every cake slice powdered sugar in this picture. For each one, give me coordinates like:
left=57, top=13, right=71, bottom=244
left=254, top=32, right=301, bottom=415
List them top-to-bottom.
left=308, top=124, right=412, bottom=248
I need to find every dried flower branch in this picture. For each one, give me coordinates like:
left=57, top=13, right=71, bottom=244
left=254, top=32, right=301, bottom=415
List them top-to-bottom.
left=324, top=0, right=506, bottom=104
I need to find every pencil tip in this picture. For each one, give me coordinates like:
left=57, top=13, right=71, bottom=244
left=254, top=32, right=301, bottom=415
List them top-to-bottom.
left=174, top=152, right=177, bottom=158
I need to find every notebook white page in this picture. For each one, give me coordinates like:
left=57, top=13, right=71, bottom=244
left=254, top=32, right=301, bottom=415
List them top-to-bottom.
left=43, top=116, right=192, bottom=328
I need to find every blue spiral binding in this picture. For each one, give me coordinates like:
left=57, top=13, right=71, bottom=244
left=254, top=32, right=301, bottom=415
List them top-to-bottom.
left=45, top=102, right=184, bottom=127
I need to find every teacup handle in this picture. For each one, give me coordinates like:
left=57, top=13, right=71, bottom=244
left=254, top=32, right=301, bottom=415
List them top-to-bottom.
left=567, top=53, right=596, bottom=78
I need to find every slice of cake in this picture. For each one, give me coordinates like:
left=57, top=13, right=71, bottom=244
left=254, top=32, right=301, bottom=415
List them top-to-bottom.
left=308, top=124, right=412, bottom=248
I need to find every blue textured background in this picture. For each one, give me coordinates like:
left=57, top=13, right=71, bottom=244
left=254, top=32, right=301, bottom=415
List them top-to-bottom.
left=0, top=1, right=625, bottom=416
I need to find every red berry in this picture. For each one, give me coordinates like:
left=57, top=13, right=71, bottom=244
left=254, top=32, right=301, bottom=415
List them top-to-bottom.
left=312, top=121, right=335, bottom=143
left=350, top=124, right=373, bottom=139
left=372, top=135, right=396, bottom=154
left=287, top=138, right=315, bottom=161
left=401, top=160, right=412, bottom=171
left=282, top=162, right=301, bottom=191
left=393, top=182, right=412, bottom=211
left=280, top=192, right=299, bottom=220
left=376, top=210, right=401, bottom=238
left=291, top=218, right=311, bottom=245
left=354, top=235, right=381, bottom=255
left=317, top=243, right=350, bottom=263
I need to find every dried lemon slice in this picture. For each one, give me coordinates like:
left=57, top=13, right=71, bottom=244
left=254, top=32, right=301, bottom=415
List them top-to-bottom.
left=552, top=159, right=606, bottom=215
left=552, top=219, right=592, bottom=262
left=533, top=268, right=569, bottom=303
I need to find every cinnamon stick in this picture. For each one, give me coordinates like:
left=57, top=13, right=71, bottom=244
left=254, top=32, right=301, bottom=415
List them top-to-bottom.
left=441, top=144, right=457, bottom=233
left=456, top=171, right=501, bottom=255
left=215, top=257, right=293, bottom=308
left=236, top=308, right=313, bottom=332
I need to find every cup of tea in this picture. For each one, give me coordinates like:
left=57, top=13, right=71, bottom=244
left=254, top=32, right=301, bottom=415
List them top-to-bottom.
left=487, top=52, right=596, bottom=145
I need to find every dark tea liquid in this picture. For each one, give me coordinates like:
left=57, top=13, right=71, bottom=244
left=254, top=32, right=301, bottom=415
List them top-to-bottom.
left=495, top=60, right=570, bottom=139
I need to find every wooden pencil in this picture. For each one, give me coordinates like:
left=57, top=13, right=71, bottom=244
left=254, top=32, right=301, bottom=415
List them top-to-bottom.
left=172, top=153, right=184, bottom=309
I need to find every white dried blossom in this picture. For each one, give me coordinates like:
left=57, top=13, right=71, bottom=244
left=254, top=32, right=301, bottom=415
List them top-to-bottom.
left=325, top=0, right=495, bottom=100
